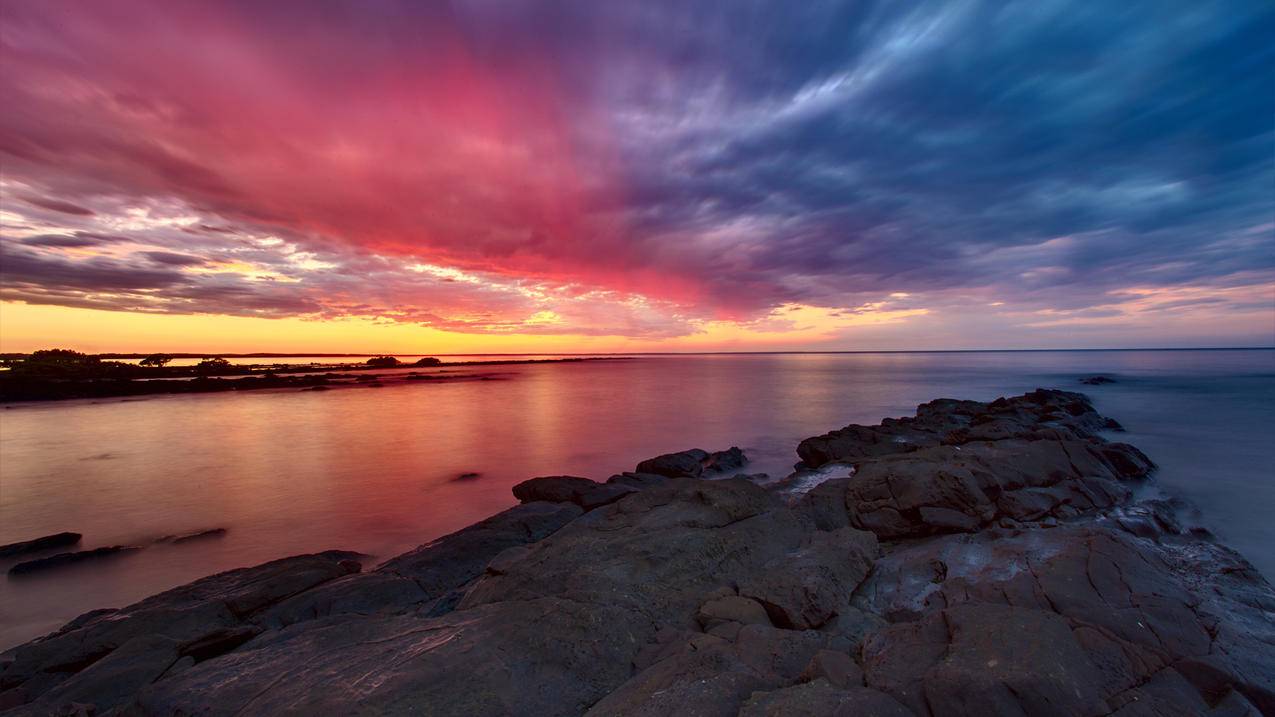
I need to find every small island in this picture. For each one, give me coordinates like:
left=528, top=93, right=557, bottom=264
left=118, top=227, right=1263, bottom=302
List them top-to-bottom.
left=1, top=388, right=1270, bottom=715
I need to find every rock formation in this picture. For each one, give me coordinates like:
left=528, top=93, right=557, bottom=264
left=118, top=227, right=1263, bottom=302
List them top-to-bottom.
left=1, top=389, right=1270, bottom=716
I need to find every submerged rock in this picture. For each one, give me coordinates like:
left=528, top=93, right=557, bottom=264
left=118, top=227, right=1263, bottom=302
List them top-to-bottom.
left=1, top=389, right=1270, bottom=717
left=157, top=528, right=226, bottom=544
left=0, top=532, right=81, bottom=559
left=7, top=545, right=140, bottom=575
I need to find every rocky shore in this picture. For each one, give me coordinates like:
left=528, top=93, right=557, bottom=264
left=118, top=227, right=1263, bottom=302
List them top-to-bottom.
left=1, top=389, right=1271, bottom=716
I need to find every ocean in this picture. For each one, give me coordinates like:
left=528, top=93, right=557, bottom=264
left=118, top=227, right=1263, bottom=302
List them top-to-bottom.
left=1, top=349, right=1271, bottom=649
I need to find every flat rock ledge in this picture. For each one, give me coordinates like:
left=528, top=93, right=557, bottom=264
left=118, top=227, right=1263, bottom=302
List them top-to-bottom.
left=1, top=389, right=1271, bottom=716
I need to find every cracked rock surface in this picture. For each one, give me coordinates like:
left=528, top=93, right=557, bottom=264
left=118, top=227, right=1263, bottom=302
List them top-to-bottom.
left=1, top=389, right=1271, bottom=716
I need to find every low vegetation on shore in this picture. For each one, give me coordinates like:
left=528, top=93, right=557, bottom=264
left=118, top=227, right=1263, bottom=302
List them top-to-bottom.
left=0, top=350, right=606, bottom=402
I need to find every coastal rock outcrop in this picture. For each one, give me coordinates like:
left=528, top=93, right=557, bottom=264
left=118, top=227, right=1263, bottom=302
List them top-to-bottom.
left=1, top=389, right=1271, bottom=717
left=796, top=389, right=1155, bottom=539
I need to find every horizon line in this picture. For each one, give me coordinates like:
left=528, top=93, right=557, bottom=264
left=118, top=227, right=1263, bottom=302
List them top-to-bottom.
left=5, top=346, right=1273, bottom=358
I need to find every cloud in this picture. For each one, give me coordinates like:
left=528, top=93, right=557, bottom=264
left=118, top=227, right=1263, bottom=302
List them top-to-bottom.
left=0, top=0, right=1271, bottom=346
left=17, top=195, right=95, bottom=216
left=140, top=251, right=206, bottom=266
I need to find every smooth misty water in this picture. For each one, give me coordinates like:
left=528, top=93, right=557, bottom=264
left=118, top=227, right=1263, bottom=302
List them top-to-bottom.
left=1, top=350, right=1272, bottom=649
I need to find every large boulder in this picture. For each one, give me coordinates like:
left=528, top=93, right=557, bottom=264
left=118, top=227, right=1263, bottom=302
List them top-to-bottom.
left=632, top=447, right=750, bottom=478
left=634, top=448, right=710, bottom=477
left=511, top=476, right=638, bottom=511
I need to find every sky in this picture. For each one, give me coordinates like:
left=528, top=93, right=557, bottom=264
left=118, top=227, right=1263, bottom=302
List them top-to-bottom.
left=1, top=0, right=1272, bottom=353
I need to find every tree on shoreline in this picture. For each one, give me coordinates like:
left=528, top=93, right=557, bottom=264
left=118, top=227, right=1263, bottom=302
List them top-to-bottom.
left=140, top=354, right=173, bottom=368
left=195, top=357, right=231, bottom=374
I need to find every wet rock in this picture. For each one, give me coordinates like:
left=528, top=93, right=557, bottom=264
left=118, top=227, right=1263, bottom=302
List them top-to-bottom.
left=706, top=446, right=748, bottom=472
left=634, top=448, right=709, bottom=477
left=511, top=476, right=638, bottom=511
left=0, top=532, right=81, bottom=559
left=8, top=545, right=141, bottom=575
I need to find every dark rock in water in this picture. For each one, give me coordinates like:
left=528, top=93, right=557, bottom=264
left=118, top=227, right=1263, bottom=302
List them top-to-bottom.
left=1080, top=375, right=1117, bottom=385
left=302, top=385, right=330, bottom=391
left=2, top=389, right=1271, bottom=717
left=634, top=446, right=749, bottom=478
left=706, top=446, right=748, bottom=472
left=635, top=448, right=709, bottom=477
left=453, top=471, right=481, bottom=481
left=511, top=476, right=638, bottom=511
left=157, top=528, right=227, bottom=544
left=0, top=531, right=81, bottom=559
left=8, top=545, right=141, bottom=575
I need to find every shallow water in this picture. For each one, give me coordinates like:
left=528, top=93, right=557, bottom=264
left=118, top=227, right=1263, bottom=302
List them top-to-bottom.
left=1, top=349, right=1272, bottom=649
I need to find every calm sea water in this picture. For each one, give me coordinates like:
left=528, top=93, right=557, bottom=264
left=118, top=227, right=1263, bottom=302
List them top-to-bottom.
left=1, top=350, right=1272, bottom=649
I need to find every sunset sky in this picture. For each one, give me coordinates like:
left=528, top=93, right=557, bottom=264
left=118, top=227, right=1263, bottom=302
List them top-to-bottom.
left=1, top=0, right=1272, bottom=353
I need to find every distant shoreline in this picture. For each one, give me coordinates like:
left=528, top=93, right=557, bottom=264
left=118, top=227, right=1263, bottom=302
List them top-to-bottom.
left=1, top=346, right=1271, bottom=361
left=0, top=357, right=631, bottom=403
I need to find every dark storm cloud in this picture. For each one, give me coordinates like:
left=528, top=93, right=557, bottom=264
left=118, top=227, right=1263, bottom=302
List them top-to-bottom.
left=572, top=0, right=1275, bottom=310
